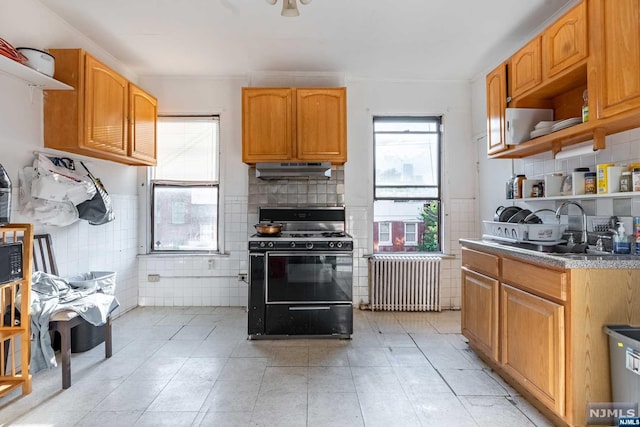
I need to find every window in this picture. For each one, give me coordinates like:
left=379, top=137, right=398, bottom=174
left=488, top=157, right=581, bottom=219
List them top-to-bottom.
left=151, top=116, right=219, bottom=252
left=373, top=116, right=441, bottom=253
left=378, top=222, right=392, bottom=245
left=404, top=223, right=418, bottom=245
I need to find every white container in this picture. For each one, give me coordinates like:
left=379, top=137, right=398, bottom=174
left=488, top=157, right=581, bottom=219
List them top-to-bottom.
left=16, top=48, right=55, bottom=77
left=505, top=108, right=554, bottom=145
left=607, top=166, right=625, bottom=193
left=572, top=171, right=587, bottom=195
left=545, top=174, right=565, bottom=197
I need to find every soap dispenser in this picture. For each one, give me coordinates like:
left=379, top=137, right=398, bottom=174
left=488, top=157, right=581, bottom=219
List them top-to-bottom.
left=613, top=222, right=631, bottom=254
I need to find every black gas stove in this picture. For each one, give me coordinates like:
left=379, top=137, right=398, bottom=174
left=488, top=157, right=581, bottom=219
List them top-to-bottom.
left=248, top=207, right=354, bottom=339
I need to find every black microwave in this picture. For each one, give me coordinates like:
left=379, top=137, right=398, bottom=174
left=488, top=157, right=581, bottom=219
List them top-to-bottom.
left=0, top=242, right=23, bottom=284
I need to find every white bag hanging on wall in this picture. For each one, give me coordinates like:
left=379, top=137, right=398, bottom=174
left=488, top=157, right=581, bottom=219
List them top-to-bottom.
left=30, top=154, right=95, bottom=205
left=18, top=166, right=79, bottom=227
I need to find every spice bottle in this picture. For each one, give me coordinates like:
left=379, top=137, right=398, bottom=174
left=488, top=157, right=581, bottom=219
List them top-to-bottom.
left=582, top=89, right=589, bottom=122
left=584, top=172, right=596, bottom=194
left=620, top=172, right=632, bottom=192
left=506, top=174, right=515, bottom=199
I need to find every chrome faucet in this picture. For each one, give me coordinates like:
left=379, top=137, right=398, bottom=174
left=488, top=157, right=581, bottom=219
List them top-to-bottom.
left=555, top=201, right=588, bottom=244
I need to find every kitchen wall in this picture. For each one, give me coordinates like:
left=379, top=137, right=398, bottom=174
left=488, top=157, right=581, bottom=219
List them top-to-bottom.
left=0, top=0, right=143, bottom=316
left=4, top=0, right=479, bottom=312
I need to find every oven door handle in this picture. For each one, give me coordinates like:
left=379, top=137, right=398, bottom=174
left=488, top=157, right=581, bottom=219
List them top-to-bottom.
left=289, top=306, right=331, bottom=311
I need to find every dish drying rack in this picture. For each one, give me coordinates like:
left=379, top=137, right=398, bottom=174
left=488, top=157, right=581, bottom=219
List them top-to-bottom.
left=482, top=221, right=567, bottom=245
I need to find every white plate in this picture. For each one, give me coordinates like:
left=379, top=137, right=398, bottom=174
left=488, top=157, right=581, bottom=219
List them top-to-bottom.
left=551, top=117, right=582, bottom=132
left=534, top=120, right=560, bottom=129
left=530, top=127, right=553, bottom=139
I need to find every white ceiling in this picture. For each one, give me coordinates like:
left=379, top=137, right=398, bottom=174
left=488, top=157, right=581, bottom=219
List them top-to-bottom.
left=37, top=0, right=575, bottom=81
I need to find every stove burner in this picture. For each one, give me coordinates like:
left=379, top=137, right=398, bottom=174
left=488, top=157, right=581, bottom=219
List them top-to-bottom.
left=322, top=232, right=346, bottom=238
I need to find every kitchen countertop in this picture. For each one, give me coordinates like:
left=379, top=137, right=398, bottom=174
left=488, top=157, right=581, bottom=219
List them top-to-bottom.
left=460, top=238, right=640, bottom=269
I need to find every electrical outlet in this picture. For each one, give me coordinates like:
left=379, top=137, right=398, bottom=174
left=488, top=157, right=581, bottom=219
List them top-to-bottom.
left=237, top=273, right=247, bottom=282
left=148, top=274, right=160, bottom=282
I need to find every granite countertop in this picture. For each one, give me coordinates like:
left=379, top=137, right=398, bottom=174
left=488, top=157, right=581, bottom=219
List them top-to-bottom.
left=460, top=238, right=640, bottom=269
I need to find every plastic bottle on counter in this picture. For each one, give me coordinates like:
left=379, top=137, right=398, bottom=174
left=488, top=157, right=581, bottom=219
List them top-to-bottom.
left=0, top=163, right=11, bottom=226
left=506, top=174, right=515, bottom=199
left=613, top=222, right=631, bottom=254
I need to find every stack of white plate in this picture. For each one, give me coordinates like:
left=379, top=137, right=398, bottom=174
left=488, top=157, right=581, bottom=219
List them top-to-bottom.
left=529, top=117, right=583, bottom=139
left=550, top=117, right=582, bottom=132
left=530, top=120, right=559, bottom=139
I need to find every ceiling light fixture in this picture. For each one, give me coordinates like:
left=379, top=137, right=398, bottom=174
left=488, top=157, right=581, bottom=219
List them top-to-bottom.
left=266, top=0, right=312, bottom=17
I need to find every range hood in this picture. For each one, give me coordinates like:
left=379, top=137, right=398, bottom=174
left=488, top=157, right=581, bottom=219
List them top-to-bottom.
left=255, top=162, right=331, bottom=180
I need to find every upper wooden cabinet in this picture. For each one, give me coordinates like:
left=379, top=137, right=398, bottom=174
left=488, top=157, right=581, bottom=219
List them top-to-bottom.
left=486, top=0, right=640, bottom=159
left=542, top=0, right=588, bottom=80
left=590, top=0, right=640, bottom=119
left=510, top=37, right=542, bottom=98
left=44, top=49, right=157, bottom=166
left=486, top=64, right=509, bottom=155
left=129, top=83, right=158, bottom=164
left=242, top=87, right=347, bottom=164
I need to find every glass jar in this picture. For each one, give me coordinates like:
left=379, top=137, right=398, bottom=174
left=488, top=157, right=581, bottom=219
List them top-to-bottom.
left=633, top=168, right=640, bottom=192
left=620, top=171, right=632, bottom=192
left=584, top=172, right=597, bottom=194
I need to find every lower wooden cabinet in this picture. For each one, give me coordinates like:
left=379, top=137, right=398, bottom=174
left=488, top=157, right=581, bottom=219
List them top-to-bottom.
left=461, top=267, right=499, bottom=361
left=500, top=284, right=565, bottom=416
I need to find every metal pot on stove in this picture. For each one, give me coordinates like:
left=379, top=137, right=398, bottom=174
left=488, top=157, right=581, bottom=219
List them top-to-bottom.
left=254, top=222, right=284, bottom=235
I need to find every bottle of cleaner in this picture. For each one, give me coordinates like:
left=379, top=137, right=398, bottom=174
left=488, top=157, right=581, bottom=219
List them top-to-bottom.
left=0, top=163, right=11, bottom=226
left=614, top=222, right=631, bottom=254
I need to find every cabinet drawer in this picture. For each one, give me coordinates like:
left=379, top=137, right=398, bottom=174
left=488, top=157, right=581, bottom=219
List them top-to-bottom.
left=462, top=248, right=499, bottom=278
left=502, top=257, right=567, bottom=301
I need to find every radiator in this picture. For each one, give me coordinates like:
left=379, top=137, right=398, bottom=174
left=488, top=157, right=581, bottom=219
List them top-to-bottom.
left=368, top=255, right=441, bottom=312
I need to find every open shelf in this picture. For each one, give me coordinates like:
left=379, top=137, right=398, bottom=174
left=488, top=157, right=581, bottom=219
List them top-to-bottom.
left=0, top=54, right=72, bottom=90
left=490, top=108, right=640, bottom=159
left=522, top=191, right=640, bottom=202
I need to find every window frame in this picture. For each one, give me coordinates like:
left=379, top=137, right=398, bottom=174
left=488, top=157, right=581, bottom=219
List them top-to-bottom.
left=149, top=115, right=221, bottom=254
left=373, top=116, right=443, bottom=253
left=378, top=222, right=392, bottom=246
left=404, top=222, right=418, bottom=246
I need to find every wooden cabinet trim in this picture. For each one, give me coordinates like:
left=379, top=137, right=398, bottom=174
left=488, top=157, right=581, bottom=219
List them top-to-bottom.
left=462, top=247, right=500, bottom=278
left=502, top=257, right=567, bottom=301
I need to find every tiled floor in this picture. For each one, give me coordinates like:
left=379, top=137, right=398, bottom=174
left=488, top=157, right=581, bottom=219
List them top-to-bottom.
left=0, top=308, right=554, bottom=426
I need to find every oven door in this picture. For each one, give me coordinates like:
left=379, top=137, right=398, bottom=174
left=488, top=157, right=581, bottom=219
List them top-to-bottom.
left=265, top=252, right=353, bottom=304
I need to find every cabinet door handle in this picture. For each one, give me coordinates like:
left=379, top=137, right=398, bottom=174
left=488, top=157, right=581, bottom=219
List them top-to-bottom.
left=289, top=306, right=331, bottom=311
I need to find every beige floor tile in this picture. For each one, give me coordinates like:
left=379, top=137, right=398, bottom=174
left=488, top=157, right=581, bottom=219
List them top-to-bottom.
left=171, top=325, right=216, bottom=340
left=230, top=340, right=275, bottom=358
left=268, top=346, right=309, bottom=366
left=308, top=346, right=350, bottom=367
left=347, top=347, right=391, bottom=367
left=384, top=347, right=429, bottom=367
left=127, top=356, right=187, bottom=381
left=174, top=357, right=226, bottom=381
left=217, top=357, right=268, bottom=382
left=259, top=366, right=308, bottom=394
left=308, top=366, right=356, bottom=393
left=350, top=366, right=404, bottom=394
left=394, top=366, right=451, bottom=395
left=438, top=368, right=509, bottom=396
left=96, top=379, right=168, bottom=411
left=146, top=379, right=214, bottom=412
left=200, top=380, right=261, bottom=413
left=357, top=391, right=422, bottom=427
left=410, top=391, right=477, bottom=426
left=250, top=392, right=307, bottom=427
left=308, top=392, right=364, bottom=427
left=460, top=395, right=537, bottom=426
left=75, top=410, right=143, bottom=426
left=134, top=411, right=199, bottom=426
left=198, top=411, right=253, bottom=427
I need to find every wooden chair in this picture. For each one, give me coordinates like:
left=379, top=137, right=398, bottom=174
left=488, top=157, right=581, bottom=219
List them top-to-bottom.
left=32, top=234, right=113, bottom=389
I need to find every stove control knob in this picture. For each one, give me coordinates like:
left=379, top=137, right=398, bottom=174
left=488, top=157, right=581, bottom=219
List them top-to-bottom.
left=259, top=242, right=266, bottom=248
left=267, top=242, right=274, bottom=248
left=289, top=242, right=296, bottom=248
left=306, top=242, right=314, bottom=249
left=328, top=242, right=335, bottom=248
left=337, top=242, right=343, bottom=248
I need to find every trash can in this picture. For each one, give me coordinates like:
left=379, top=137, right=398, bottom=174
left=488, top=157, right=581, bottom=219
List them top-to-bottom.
left=65, top=271, right=116, bottom=353
left=604, top=325, right=640, bottom=403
